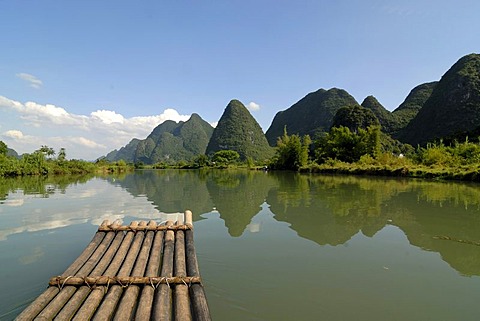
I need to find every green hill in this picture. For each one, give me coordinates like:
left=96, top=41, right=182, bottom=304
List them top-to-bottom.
left=398, top=54, right=480, bottom=145
left=390, top=81, right=437, bottom=136
left=265, top=88, right=360, bottom=145
left=360, top=95, right=398, bottom=133
left=206, top=99, right=273, bottom=161
left=332, top=104, right=380, bottom=131
left=105, top=113, right=213, bottom=164
left=135, top=113, right=214, bottom=164
left=105, top=138, right=140, bottom=162
left=7, top=147, right=19, bottom=159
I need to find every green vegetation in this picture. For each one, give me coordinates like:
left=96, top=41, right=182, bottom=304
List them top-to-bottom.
left=6, top=53, right=480, bottom=183
left=398, top=54, right=480, bottom=145
left=390, top=81, right=437, bottom=135
left=265, top=88, right=360, bottom=146
left=360, top=95, right=399, bottom=134
left=206, top=99, right=273, bottom=161
left=331, top=105, right=380, bottom=132
left=106, top=114, right=214, bottom=165
left=134, top=114, right=214, bottom=164
left=265, top=121, right=480, bottom=182
left=315, top=125, right=380, bottom=163
left=269, top=128, right=311, bottom=170
left=301, top=137, right=480, bottom=182
left=105, top=138, right=140, bottom=163
left=0, top=141, right=7, bottom=156
left=0, top=143, right=133, bottom=177
left=212, top=150, right=240, bottom=167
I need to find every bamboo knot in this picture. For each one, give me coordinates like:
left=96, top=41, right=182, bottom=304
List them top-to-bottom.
left=97, top=224, right=193, bottom=232
left=49, top=276, right=202, bottom=288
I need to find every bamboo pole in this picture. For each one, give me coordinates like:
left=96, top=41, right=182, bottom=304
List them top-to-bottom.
left=185, top=211, right=211, bottom=321
left=174, top=214, right=192, bottom=321
left=19, top=215, right=210, bottom=320
left=152, top=220, right=175, bottom=320
left=15, top=221, right=109, bottom=321
left=55, top=221, right=124, bottom=320
left=74, top=221, right=136, bottom=321
left=92, top=221, right=143, bottom=320
left=113, top=221, right=156, bottom=321
left=135, top=223, right=165, bottom=321
left=35, top=226, right=117, bottom=320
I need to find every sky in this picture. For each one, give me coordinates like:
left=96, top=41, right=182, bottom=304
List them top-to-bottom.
left=1, top=0, right=479, bottom=160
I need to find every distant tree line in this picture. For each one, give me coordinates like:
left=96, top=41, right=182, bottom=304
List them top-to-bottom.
left=4, top=119, right=480, bottom=182
left=267, top=124, right=480, bottom=181
left=0, top=143, right=133, bottom=177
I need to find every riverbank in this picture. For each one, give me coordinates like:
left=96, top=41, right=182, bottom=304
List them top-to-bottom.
left=301, top=161, right=480, bottom=182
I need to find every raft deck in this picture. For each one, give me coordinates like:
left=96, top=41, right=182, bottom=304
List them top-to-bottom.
left=16, top=210, right=211, bottom=320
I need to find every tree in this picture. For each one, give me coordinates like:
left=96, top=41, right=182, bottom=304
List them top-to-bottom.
left=316, top=125, right=380, bottom=163
left=270, top=128, right=311, bottom=170
left=0, top=141, right=7, bottom=156
left=38, top=145, right=55, bottom=159
left=58, top=148, right=67, bottom=162
left=212, top=150, right=240, bottom=166
left=21, top=151, right=47, bottom=175
left=192, top=154, right=209, bottom=167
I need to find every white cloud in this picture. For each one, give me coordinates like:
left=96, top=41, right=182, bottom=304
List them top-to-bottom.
left=16, top=73, right=43, bottom=89
left=0, top=95, right=192, bottom=160
left=0, top=95, right=24, bottom=109
left=1, top=97, right=86, bottom=127
left=246, top=101, right=260, bottom=111
left=128, top=108, right=190, bottom=128
left=91, top=110, right=125, bottom=124
left=3, top=130, right=24, bottom=140
left=50, top=136, right=106, bottom=149
left=72, top=137, right=106, bottom=149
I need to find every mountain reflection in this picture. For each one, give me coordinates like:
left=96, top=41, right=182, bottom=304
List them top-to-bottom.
left=111, top=169, right=214, bottom=221
left=112, top=169, right=278, bottom=235
left=206, top=170, right=277, bottom=236
left=2, top=171, right=480, bottom=276
left=266, top=174, right=480, bottom=276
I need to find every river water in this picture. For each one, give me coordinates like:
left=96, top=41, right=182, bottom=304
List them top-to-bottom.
left=1, top=170, right=479, bottom=320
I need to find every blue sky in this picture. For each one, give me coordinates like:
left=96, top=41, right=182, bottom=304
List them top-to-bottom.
left=1, top=0, right=479, bottom=159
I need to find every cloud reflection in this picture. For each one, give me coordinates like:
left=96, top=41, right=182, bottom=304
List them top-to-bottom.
left=0, top=177, right=181, bottom=242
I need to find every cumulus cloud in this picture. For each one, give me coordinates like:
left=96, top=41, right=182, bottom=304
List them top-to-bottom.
left=16, top=73, right=43, bottom=89
left=0, top=95, right=192, bottom=159
left=246, top=101, right=260, bottom=111
left=91, top=110, right=125, bottom=124
left=1, top=130, right=39, bottom=153
left=3, top=130, right=24, bottom=140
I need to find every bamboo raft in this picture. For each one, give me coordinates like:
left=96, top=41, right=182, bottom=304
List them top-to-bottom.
left=16, top=210, right=211, bottom=321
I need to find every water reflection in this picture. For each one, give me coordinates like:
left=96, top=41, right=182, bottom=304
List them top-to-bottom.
left=112, top=169, right=278, bottom=236
left=110, top=170, right=480, bottom=276
left=112, top=170, right=214, bottom=221
left=206, top=170, right=277, bottom=236
left=1, top=171, right=480, bottom=277
left=0, top=174, right=174, bottom=242
left=267, top=174, right=480, bottom=276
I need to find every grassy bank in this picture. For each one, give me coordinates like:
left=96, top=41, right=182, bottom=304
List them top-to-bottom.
left=301, top=159, right=480, bottom=182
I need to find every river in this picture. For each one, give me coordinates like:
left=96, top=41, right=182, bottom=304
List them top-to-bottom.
left=1, top=170, right=479, bottom=320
